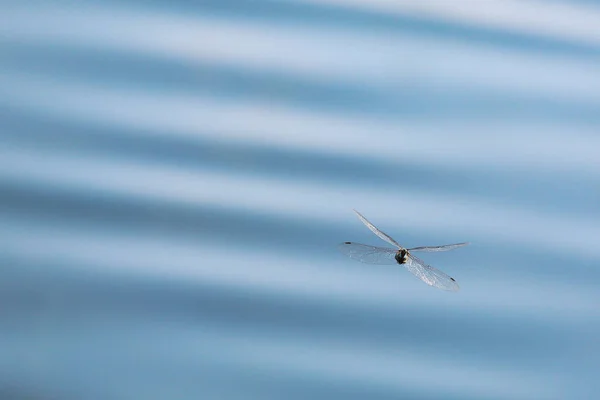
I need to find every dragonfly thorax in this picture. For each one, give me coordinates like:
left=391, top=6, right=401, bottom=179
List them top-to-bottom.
left=395, top=249, right=408, bottom=264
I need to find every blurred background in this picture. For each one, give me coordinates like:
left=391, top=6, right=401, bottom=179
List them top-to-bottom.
left=1, top=1, right=600, bottom=399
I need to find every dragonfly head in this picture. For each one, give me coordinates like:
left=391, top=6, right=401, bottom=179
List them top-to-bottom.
left=395, top=249, right=408, bottom=264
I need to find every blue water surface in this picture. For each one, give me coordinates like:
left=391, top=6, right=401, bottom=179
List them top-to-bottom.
left=1, top=1, right=600, bottom=399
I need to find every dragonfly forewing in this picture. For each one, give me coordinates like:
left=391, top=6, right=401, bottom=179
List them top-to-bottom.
left=353, top=210, right=402, bottom=249
left=338, top=242, right=398, bottom=265
left=408, top=242, right=469, bottom=252
left=404, top=253, right=459, bottom=291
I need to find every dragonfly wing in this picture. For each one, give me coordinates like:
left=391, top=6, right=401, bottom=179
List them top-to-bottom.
left=353, top=210, right=402, bottom=249
left=338, top=242, right=398, bottom=265
left=408, top=242, right=469, bottom=252
left=404, top=253, right=460, bottom=291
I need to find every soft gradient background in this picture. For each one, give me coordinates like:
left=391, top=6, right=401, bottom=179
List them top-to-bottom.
left=1, top=1, right=599, bottom=399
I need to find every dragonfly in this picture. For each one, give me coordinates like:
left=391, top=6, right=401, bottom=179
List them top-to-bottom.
left=338, top=210, right=468, bottom=291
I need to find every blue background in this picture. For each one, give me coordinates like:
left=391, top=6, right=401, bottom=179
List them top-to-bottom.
left=1, top=1, right=599, bottom=399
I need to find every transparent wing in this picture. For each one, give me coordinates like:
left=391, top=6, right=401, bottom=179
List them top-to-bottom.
left=353, top=210, right=402, bottom=249
left=338, top=242, right=398, bottom=265
left=408, top=242, right=469, bottom=252
left=404, top=253, right=460, bottom=292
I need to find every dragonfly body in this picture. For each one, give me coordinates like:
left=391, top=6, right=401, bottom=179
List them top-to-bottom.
left=339, top=210, right=467, bottom=291
left=394, top=249, right=408, bottom=265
